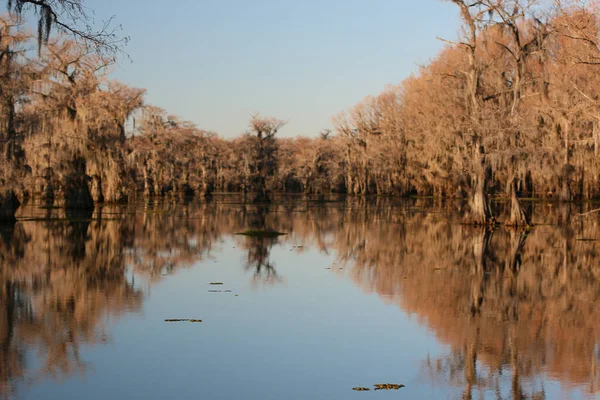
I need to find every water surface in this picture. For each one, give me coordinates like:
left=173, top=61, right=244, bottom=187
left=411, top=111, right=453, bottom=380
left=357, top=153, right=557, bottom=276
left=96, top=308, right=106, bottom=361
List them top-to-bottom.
left=1, top=197, right=599, bottom=399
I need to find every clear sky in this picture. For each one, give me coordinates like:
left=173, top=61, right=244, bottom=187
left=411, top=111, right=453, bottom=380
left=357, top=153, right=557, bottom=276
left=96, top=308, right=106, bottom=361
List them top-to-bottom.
left=21, top=0, right=462, bottom=137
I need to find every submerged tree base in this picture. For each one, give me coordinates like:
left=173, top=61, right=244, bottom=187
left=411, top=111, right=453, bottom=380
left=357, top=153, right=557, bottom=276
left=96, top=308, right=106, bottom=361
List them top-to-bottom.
left=63, top=166, right=95, bottom=210
left=463, top=176, right=496, bottom=226
left=505, top=179, right=531, bottom=227
left=0, top=190, right=21, bottom=222
left=463, top=208, right=498, bottom=226
left=463, top=216, right=498, bottom=227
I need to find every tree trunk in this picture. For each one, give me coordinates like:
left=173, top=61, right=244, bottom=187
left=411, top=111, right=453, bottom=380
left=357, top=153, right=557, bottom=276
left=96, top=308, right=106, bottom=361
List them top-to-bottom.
left=511, top=60, right=523, bottom=117
left=559, top=119, right=571, bottom=202
left=593, top=120, right=599, bottom=158
left=63, top=158, right=94, bottom=210
left=41, top=167, right=55, bottom=206
left=465, top=172, right=493, bottom=225
left=90, top=175, right=104, bottom=203
left=506, top=178, right=530, bottom=227
left=558, top=178, right=571, bottom=202
left=0, top=190, right=20, bottom=222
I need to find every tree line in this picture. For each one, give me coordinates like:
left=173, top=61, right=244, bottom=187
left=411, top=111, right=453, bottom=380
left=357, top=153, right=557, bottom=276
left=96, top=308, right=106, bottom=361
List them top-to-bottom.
left=2, top=0, right=600, bottom=223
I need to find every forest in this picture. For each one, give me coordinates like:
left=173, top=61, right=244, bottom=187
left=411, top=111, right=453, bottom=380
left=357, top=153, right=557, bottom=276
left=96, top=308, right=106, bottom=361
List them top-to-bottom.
left=2, top=0, right=600, bottom=225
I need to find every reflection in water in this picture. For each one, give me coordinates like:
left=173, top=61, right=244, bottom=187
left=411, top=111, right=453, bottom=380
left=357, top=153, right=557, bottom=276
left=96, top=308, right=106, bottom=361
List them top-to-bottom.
left=0, top=198, right=599, bottom=399
left=0, top=200, right=237, bottom=399
left=334, top=201, right=600, bottom=399
left=239, top=204, right=282, bottom=287
left=0, top=210, right=142, bottom=399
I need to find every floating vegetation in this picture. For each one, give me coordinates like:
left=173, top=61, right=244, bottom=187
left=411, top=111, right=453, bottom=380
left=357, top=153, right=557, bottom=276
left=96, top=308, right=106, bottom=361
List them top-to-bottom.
left=235, top=230, right=286, bottom=238
left=210, top=282, right=224, bottom=285
left=208, top=288, right=233, bottom=293
left=164, top=319, right=202, bottom=323
left=374, top=384, right=405, bottom=390
left=352, top=387, right=370, bottom=391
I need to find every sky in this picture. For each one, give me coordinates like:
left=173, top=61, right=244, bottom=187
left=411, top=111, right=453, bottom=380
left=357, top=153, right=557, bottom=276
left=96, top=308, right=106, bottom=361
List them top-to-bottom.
left=8, top=0, right=461, bottom=138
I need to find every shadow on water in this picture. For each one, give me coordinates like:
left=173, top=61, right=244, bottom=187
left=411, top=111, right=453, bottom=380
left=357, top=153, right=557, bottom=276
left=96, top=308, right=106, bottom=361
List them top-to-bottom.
left=1, top=196, right=600, bottom=398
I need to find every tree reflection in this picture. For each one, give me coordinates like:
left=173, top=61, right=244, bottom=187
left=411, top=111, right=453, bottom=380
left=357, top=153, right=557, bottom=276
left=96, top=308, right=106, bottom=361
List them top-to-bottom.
left=0, top=198, right=599, bottom=399
left=0, top=199, right=238, bottom=399
left=332, top=202, right=600, bottom=398
left=239, top=204, right=282, bottom=287
left=0, top=213, right=141, bottom=399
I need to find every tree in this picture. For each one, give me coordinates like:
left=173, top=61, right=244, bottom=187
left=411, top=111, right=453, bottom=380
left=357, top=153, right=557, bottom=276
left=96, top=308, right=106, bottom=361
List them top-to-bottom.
left=6, top=0, right=127, bottom=56
left=444, top=0, right=497, bottom=225
left=479, top=0, right=547, bottom=226
left=0, top=16, right=28, bottom=221
left=17, top=38, right=145, bottom=206
left=333, top=86, right=406, bottom=196
left=131, top=106, right=220, bottom=198
left=241, top=114, right=286, bottom=203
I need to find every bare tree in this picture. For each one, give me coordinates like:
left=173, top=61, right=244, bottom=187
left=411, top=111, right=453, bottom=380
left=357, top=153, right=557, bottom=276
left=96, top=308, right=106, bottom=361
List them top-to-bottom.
left=6, top=0, right=127, bottom=56
left=443, top=1, right=496, bottom=225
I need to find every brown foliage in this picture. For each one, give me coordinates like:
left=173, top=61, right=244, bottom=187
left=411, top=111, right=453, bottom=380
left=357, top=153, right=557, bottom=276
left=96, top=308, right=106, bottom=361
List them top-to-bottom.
left=2, top=2, right=600, bottom=223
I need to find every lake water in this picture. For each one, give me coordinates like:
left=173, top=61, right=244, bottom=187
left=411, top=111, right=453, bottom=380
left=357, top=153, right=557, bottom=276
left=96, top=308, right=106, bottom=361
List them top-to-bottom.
left=1, top=196, right=599, bottom=400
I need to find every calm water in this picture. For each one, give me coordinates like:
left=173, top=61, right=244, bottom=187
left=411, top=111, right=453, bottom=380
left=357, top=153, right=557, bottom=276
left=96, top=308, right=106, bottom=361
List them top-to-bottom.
left=1, top=196, right=600, bottom=400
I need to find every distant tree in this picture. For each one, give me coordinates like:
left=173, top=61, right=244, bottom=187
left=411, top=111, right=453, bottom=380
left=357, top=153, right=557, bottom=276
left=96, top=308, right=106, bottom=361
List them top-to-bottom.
left=333, top=86, right=406, bottom=196
left=131, top=106, right=222, bottom=198
left=241, top=114, right=287, bottom=203
left=319, top=129, right=331, bottom=140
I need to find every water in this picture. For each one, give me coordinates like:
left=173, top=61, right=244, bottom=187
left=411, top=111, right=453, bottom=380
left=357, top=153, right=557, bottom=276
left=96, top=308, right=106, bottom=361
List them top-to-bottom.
left=1, top=196, right=599, bottom=399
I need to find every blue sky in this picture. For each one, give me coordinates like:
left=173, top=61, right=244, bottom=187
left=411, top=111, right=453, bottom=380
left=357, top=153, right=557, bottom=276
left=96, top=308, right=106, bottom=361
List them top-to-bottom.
left=12, top=0, right=461, bottom=137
